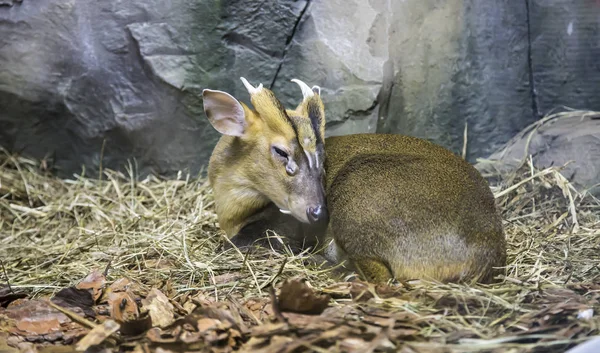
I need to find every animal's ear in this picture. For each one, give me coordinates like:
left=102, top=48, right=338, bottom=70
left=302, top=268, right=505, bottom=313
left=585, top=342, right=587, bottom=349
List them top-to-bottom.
left=202, top=89, right=247, bottom=136
left=307, top=93, right=326, bottom=143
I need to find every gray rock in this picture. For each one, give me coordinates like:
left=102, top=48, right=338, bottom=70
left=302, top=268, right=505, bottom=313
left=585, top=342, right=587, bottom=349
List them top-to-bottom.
left=0, top=0, right=304, bottom=177
left=1, top=0, right=599, bottom=177
left=272, top=0, right=386, bottom=136
left=378, top=0, right=535, bottom=162
left=529, top=0, right=600, bottom=115
left=475, top=111, right=600, bottom=195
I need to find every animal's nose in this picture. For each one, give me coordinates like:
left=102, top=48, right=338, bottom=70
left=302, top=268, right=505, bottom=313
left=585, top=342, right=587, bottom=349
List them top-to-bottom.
left=307, top=205, right=327, bottom=224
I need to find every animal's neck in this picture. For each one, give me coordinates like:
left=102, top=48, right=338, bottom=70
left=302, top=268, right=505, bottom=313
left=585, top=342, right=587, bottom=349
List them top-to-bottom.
left=213, top=181, right=271, bottom=237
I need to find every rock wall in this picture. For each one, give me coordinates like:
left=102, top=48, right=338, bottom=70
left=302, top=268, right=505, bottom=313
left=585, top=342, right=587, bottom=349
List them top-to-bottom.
left=0, top=0, right=599, bottom=177
left=474, top=111, right=600, bottom=195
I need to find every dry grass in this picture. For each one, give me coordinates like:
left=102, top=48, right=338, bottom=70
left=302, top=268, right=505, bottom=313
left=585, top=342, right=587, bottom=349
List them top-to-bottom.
left=1, top=112, right=600, bottom=352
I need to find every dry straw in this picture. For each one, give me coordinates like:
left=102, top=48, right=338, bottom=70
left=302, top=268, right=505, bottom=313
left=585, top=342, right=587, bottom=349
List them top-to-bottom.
left=1, top=110, right=599, bottom=352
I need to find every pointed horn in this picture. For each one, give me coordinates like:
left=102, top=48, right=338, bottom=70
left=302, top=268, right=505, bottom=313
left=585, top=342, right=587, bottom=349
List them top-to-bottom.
left=240, top=77, right=263, bottom=95
left=291, top=78, right=314, bottom=100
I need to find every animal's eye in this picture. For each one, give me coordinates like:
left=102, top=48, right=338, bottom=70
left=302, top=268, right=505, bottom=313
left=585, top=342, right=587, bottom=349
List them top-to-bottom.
left=272, top=146, right=289, bottom=160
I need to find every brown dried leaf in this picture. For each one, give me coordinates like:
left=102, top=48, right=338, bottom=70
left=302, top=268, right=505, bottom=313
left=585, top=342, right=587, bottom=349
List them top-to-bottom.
left=144, top=258, right=176, bottom=270
left=75, top=270, right=106, bottom=303
left=211, top=273, right=242, bottom=285
left=105, top=277, right=146, bottom=299
left=108, top=278, right=133, bottom=293
left=277, top=278, right=330, bottom=315
left=349, top=282, right=376, bottom=302
left=0, top=286, right=28, bottom=308
left=51, top=287, right=95, bottom=318
left=140, top=289, right=175, bottom=328
left=107, top=292, right=139, bottom=322
left=243, top=298, right=272, bottom=323
left=2, top=299, right=90, bottom=345
left=4, top=300, right=69, bottom=335
left=193, top=304, right=247, bottom=333
left=284, top=312, right=338, bottom=331
left=119, top=315, right=153, bottom=337
left=196, top=318, right=219, bottom=333
left=74, top=319, right=120, bottom=351
left=249, top=323, right=289, bottom=338
left=146, top=327, right=176, bottom=344
left=179, top=330, right=203, bottom=344
left=239, top=335, right=294, bottom=353
left=339, top=337, right=370, bottom=352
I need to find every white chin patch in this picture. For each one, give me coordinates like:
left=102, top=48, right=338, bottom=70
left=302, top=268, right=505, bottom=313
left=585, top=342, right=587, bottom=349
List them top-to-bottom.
left=279, top=209, right=292, bottom=215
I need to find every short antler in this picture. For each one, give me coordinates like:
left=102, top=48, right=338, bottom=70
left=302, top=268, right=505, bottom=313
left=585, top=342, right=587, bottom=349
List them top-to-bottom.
left=240, top=77, right=263, bottom=95
left=291, top=78, right=315, bottom=100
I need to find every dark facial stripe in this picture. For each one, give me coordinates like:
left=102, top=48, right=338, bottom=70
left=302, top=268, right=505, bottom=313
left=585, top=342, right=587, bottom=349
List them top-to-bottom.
left=263, top=90, right=308, bottom=165
left=307, top=99, right=324, bottom=146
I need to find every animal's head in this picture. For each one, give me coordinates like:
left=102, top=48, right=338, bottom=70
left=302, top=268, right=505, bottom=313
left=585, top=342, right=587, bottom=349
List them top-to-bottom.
left=202, top=77, right=327, bottom=226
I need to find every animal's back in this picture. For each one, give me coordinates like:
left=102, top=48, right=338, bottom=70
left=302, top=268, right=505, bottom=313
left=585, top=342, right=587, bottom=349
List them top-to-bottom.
left=322, top=133, right=506, bottom=283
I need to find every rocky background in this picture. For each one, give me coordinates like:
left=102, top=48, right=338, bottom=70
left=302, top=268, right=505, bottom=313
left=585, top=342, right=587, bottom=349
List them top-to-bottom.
left=0, top=0, right=599, bottom=178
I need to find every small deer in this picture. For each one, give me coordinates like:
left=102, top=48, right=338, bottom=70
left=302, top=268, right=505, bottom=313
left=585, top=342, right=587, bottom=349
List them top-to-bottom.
left=202, top=78, right=506, bottom=284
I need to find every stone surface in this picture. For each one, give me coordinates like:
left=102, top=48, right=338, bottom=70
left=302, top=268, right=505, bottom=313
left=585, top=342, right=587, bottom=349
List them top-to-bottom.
left=0, top=0, right=599, bottom=177
left=0, top=0, right=305, bottom=177
left=272, top=0, right=386, bottom=136
left=377, top=0, right=535, bottom=163
left=529, top=0, right=600, bottom=116
left=475, top=111, right=600, bottom=195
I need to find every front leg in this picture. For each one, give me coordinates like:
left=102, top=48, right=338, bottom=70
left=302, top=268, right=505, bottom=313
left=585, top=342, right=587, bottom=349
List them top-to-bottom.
left=223, top=203, right=306, bottom=253
left=227, top=218, right=287, bottom=251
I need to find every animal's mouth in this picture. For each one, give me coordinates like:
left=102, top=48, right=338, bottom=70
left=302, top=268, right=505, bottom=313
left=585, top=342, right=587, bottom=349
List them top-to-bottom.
left=276, top=197, right=310, bottom=223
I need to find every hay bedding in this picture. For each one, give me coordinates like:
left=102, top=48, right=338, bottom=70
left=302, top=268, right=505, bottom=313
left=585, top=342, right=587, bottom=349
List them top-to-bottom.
left=1, top=129, right=599, bottom=352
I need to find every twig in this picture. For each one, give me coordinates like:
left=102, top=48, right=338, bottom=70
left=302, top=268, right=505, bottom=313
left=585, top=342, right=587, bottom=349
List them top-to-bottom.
left=260, top=257, right=288, bottom=290
left=268, top=284, right=287, bottom=324
left=46, top=300, right=97, bottom=329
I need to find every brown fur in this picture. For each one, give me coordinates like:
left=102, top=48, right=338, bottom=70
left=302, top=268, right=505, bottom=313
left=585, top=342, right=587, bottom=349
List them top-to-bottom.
left=203, top=79, right=506, bottom=284
left=204, top=80, right=326, bottom=251
left=321, top=133, right=506, bottom=284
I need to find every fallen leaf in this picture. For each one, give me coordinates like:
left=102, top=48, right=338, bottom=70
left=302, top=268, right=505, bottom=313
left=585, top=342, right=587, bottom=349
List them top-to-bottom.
left=144, top=258, right=176, bottom=270
left=75, top=271, right=106, bottom=303
left=211, top=273, right=242, bottom=285
left=108, top=278, right=133, bottom=293
left=277, top=278, right=330, bottom=315
left=349, top=282, right=375, bottom=302
left=0, top=286, right=28, bottom=308
left=51, top=288, right=95, bottom=318
left=140, top=289, right=175, bottom=328
left=107, top=292, right=139, bottom=322
left=243, top=298, right=272, bottom=323
left=5, top=300, right=69, bottom=335
left=193, top=304, right=247, bottom=333
left=119, top=315, right=153, bottom=337
left=196, top=318, right=219, bottom=333
left=74, top=319, right=120, bottom=351
left=249, top=323, right=289, bottom=338
left=146, top=327, right=177, bottom=344
left=239, top=335, right=294, bottom=353
left=340, top=337, right=369, bottom=351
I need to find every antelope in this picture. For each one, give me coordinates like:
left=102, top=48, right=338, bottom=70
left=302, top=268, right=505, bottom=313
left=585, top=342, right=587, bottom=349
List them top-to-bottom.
left=202, top=78, right=506, bottom=284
